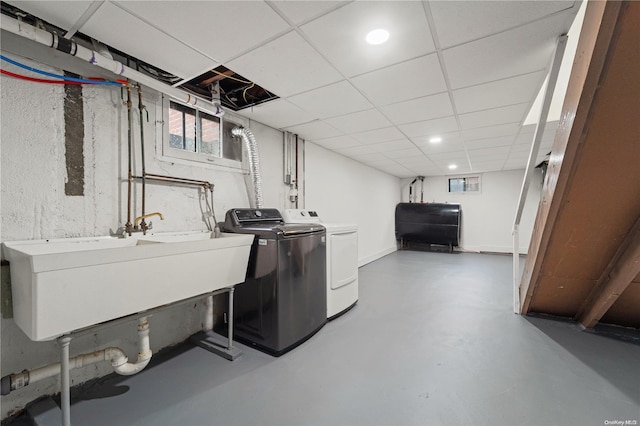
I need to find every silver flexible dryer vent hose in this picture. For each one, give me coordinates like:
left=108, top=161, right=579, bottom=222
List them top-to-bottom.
left=233, top=127, right=264, bottom=208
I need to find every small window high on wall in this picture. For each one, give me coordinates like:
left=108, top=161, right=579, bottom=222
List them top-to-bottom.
left=162, top=97, right=243, bottom=169
left=449, top=176, right=480, bottom=193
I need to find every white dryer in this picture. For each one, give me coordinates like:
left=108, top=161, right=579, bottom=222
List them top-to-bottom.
left=282, top=209, right=358, bottom=319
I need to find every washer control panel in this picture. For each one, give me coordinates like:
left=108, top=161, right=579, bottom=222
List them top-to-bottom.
left=231, top=208, right=283, bottom=223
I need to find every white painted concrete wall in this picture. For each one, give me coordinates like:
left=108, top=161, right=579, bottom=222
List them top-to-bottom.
left=0, top=52, right=402, bottom=419
left=0, top=54, right=292, bottom=418
left=305, top=143, right=400, bottom=266
left=400, top=169, right=542, bottom=253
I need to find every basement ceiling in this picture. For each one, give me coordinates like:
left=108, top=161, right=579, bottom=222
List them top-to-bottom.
left=3, top=0, right=582, bottom=178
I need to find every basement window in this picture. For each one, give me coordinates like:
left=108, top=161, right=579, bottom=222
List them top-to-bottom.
left=161, top=97, right=244, bottom=169
left=448, top=176, right=480, bottom=193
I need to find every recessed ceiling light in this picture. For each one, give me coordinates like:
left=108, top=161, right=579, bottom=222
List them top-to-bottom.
left=366, top=29, right=389, bottom=45
left=429, top=137, right=442, bottom=143
left=448, top=164, right=457, bottom=170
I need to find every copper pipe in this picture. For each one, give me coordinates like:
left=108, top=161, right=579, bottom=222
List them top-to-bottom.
left=125, top=85, right=133, bottom=235
left=137, top=86, right=146, bottom=224
left=142, top=173, right=212, bottom=188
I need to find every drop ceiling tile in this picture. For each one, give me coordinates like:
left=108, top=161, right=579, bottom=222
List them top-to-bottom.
left=6, top=1, right=95, bottom=30
left=114, top=1, right=289, bottom=62
left=270, top=1, right=347, bottom=25
left=300, top=1, right=435, bottom=77
left=430, top=1, right=576, bottom=48
left=80, top=2, right=215, bottom=79
left=442, top=12, right=576, bottom=89
left=227, top=31, right=342, bottom=98
left=351, top=54, right=446, bottom=105
left=453, top=71, right=546, bottom=114
left=287, top=81, right=372, bottom=119
left=381, top=92, right=453, bottom=126
left=236, top=99, right=314, bottom=129
left=459, top=103, right=530, bottom=130
left=324, top=109, right=392, bottom=134
left=399, top=116, right=459, bottom=138
left=284, top=120, right=342, bottom=141
left=463, top=123, right=520, bottom=141
left=351, top=127, right=406, bottom=145
left=411, top=130, right=463, bottom=147
left=312, top=135, right=361, bottom=150
left=464, top=136, right=515, bottom=150
left=368, top=139, right=416, bottom=152
left=418, top=139, right=467, bottom=155
left=510, top=143, right=533, bottom=154
left=334, top=145, right=378, bottom=156
left=467, top=146, right=512, bottom=160
left=383, top=147, right=424, bottom=160
left=507, top=151, right=531, bottom=162
left=350, top=152, right=388, bottom=163
left=429, top=152, right=470, bottom=173
left=399, top=156, right=435, bottom=167
left=360, top=158, right=398, bottom=167
left=426, top=158, right=456, bottom=167
left=504, top=159, right=528, bottom=170
left=471, top=161, right=505, bottom=172
left=405, top=163, right=440, bottom=172
left=376, top=164, right=415, bottom=178
left=444, top=164, right=472, bottom=175
left=407, top=166, right=443, bottom=177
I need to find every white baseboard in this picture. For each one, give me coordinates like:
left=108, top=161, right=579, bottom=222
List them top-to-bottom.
left=458, top=245, right=528, bottom=255
left=358, top=246, right=397, bottom=267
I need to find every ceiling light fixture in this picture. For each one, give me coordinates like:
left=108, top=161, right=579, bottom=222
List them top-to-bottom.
left=366, top=29, right=389, bottom=45
left=429, top=137, right=442, bottom=143
left=448, top=164, right=457, bottom=170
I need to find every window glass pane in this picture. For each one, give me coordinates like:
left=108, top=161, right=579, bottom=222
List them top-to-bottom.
left=168, top=105, right=184, bottom=149
left=184, top=111, right=196, bottom=152
left=199, top=111, right=220, bottom=156
left=467, top=177, right=480, bottom=192
left=449, top=178, right=462, bottom=192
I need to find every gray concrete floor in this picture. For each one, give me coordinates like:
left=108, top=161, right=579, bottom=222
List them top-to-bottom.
left=38, top=252, right=640, bottom=425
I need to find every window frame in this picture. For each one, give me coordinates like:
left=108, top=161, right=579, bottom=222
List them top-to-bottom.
left=159, top=95, right=246, bottom=171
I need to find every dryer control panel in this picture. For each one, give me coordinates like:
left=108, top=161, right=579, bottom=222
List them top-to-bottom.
left=282, top=209, right=322, bottom=223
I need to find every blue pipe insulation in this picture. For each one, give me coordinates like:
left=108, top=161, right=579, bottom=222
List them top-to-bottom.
left=0, top=55, right=122, bottom=86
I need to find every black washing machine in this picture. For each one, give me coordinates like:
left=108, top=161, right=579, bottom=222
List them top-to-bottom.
left=222, top=208, right=327, bottom=356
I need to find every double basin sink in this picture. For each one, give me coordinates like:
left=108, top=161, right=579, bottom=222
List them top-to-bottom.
left=2, top=231, right=254, bottom=341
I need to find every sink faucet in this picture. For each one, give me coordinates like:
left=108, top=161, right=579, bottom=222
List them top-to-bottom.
left=134, top=212, right=164, bottom=234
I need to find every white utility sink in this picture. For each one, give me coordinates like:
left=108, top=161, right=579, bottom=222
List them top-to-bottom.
left=2, top=231, right=254, bottom=341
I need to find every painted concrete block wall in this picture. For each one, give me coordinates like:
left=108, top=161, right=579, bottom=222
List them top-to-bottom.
left=0, top=54, right=291, bottom=418
left=305, top=143, right=400, bottom=266
left=400, top=169, right=542, bottom=253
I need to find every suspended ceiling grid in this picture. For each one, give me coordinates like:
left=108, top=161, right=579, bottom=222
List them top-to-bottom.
left=5, top=1, right=581, bottom=178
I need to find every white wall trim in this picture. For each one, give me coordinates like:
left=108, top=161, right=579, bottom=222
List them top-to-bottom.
left=359, top=245, right=397, bottom=267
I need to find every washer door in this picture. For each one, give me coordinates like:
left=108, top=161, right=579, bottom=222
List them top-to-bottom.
left=330, top=231, right=358, bottom=289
